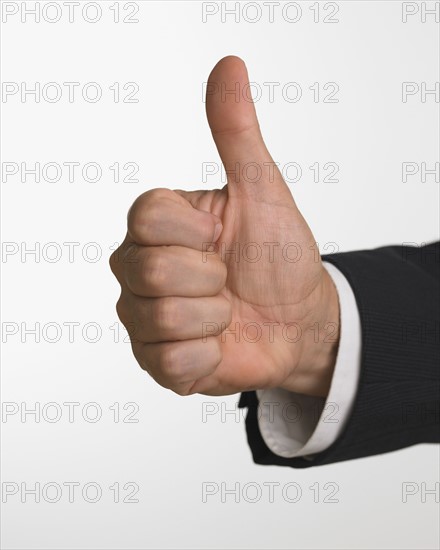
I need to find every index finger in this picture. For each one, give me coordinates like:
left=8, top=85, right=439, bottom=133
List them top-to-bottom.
left=127, top=188, right=222, bottom=251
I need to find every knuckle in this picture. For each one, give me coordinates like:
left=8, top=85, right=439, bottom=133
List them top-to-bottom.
left=145, top=187, right=175, bottom=203
left=127, top=188, right=173, bottom=242
left=127, top=200, right=142, bottom=241
left=121, top=243, right=139, bottom=267
left=109, top=248, right=122, bottom=277
left=109, top=250, right=116, bottom=273
left=143, top=251, right=168, bottom=293
left=115, top=297, right=130, bottom=325
left=152, top=298, right=179, bottom=334
left=133, top=344, right=153, bottom=376
left=159, top=345, right=181, bottom=380
left=137, top=357, right=151, bottom=375
left=172, top=384, right=193, bottom=397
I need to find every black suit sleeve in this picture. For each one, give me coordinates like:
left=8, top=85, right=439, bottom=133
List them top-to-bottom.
left=238, top=242, right=440, bottom=467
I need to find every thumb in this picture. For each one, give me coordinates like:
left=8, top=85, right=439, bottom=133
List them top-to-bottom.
left=205, top=56, right=290, bottom=200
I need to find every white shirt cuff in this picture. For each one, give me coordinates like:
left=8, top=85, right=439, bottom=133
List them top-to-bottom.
left=255, top=261, right=362, bottom=459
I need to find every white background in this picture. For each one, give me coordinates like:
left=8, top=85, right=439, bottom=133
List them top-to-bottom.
left=1, top=1, right=439, bottom=549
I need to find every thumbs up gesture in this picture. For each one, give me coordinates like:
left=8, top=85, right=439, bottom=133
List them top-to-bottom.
left=110, top=56, right=340, bottom=398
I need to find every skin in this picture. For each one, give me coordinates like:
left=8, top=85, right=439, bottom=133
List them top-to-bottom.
left=110, top=56, right=340, bottom=398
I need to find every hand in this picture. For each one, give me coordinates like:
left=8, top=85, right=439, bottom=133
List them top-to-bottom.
left=110, top=56, right=340, bottom=398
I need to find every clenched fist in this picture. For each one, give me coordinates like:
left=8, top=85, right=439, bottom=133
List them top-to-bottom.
left=110, top=56, right=340, bottom=398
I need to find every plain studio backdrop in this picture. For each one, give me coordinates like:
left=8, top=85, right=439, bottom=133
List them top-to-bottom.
left=1, top=1, right=439, bottom=549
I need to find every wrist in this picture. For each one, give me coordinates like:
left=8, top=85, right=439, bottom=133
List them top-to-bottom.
left=281, top=267, right=341, bottom=398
